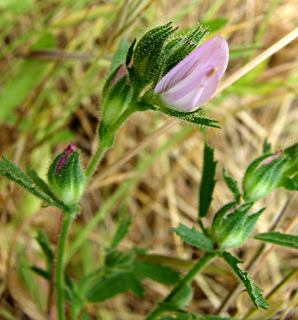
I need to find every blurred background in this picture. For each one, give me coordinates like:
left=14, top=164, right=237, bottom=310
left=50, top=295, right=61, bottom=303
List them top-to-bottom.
left=0, top=0, right=298, bottom=319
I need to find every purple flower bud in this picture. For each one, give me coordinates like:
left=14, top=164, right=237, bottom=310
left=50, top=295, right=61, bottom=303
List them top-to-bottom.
left=154, top=34, right=229, bottom=112
left=56, top=142, right=75, bottom=174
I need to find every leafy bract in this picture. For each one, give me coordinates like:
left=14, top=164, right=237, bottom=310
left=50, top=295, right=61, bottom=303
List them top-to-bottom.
left=222, top=251, right=268, bottom=309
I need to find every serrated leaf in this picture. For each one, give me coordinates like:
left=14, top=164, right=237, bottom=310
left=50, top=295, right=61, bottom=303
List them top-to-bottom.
left=199, top=142, right=217, bottom=218
left=0, top=157, right=55, bottom=205
left=222, top=168, right=240, bottom=203
left=110, top=218, right=132, bottom=249
left=172, top=223, right=215, bottom=252
left=36, top=229, right=54, bottom=270
left=254, top=232, right=298, bottom=249
left=222, top=251, right=268, bottom=309
left=133, top=261, right=180, bottom=286
left=86, top=271, right=144, bottom=302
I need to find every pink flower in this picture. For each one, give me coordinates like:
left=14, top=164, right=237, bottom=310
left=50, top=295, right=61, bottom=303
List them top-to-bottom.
left=154, top=34, right=229, bottom=112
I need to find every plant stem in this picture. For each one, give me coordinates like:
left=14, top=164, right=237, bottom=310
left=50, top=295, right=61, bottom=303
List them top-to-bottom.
left=84, top=107, right=136, bottom=184
left=84, top=139, right=107, bottom=183
left=56, top=211, right=73, bottom=320
left=146, top=252, right=216, bottom=320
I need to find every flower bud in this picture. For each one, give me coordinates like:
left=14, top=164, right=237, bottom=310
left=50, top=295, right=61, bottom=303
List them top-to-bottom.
left=154, top=34, right=229, bottom=112
left=47, top=143, right=85, bottom=205
left=242, top=151, right=287, bottom=202
left=212, top=203, right=264, bottom=250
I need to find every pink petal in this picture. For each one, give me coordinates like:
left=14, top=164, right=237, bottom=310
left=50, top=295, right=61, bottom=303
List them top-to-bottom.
left=154, top=34, right=228, bottom=95
left=190, top=34, right=229, bottom=80
left=154, top=37, right=217, bottom=94
left=160, top=65, right=215, bottom=103
left=161, top=67, right=219, bottom=112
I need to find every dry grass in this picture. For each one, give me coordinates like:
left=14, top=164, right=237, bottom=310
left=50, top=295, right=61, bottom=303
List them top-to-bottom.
left=0, top=0, right=298, bottom=319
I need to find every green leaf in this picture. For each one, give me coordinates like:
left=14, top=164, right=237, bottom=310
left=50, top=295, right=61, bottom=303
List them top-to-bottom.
left=0, top=32, right=56, bottom=124
left=199, top=142, right=217, bottom=218
left=0, top=157, right=56, bottom=205
left=222, top=168, right=240, bottom=203
left=110, top=218, right=132, bottom=249
left=172, top=223, right=215, bottom=252
left=36, top=229, right=54, bottom=270
left=254, top=232, right=298, bottom=249
left=222, top=251, right=268, bottom=309
left=133, top=261, right=180, bottom=286
left=30, top=266, right=51, bottom=280
left=86, top=271, right=144, bottom=302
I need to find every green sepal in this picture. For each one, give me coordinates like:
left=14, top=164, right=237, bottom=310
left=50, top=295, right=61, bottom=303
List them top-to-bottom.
left=132, top=22, right=176, bottom=89
left=157, top=25, right=207, bottom=84
left=108, top=38, right=129, bottom=77
left=126, top=38, right=136, bottom=67
left=99, top=75, right=133, bottom=148
left=199, top=142, right=217, bottom=219
left=282, top=142, right=298, bottom=177
left=47, top=151, right=85, bottom=205
left=242, top=153, right=287, bottom=202
left=26, top=167, right=63, bottom=204
left=222, top=167, right=240, bottom=203
left=279, top=175, right=298, bottom=191
left=211, top=201, right=238, bottom=233
left=213, top=203, right=264, bottom=250
left=172, top=223, right=215, bottom=252
left=222, top=251, right=268, bottom=309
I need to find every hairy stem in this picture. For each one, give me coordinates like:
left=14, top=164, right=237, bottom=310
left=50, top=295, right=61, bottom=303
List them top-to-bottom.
left=84, top=107, right=135, bottom=184
left=56, top=211, right=73, bottom=320
left=146, top=252, right=216, bottom=320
